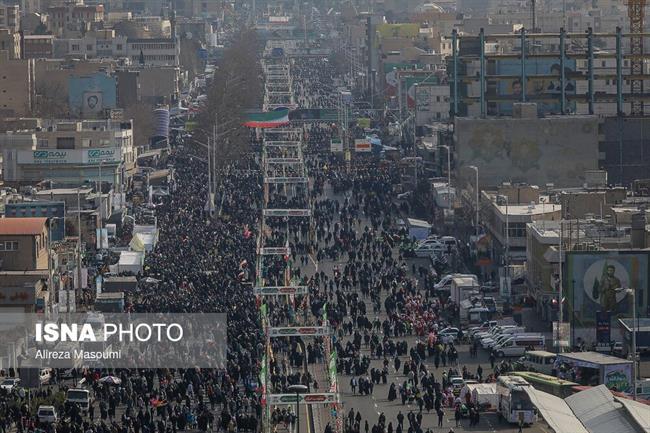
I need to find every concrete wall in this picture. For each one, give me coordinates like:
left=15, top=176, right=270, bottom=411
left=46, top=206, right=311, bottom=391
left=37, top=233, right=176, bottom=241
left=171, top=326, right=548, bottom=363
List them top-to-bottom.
left=0, top=58, right=34, bottom=117
left=456, top=116, right=600, bottom=188
left=600, top=117, right=650, bottom=185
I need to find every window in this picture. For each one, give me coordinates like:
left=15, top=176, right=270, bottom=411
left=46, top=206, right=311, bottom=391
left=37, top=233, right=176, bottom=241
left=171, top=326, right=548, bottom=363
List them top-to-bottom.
left=72, top=44, right=80, bottom=51
left=86, top=44, right=93, bottom=51
left=116, top=44, right=122, bottom=50
left=56, top=137, right=75, bottom=149
left=505, top=222, right=526, bottom=238
left=1, top=241, right=18, bottom=251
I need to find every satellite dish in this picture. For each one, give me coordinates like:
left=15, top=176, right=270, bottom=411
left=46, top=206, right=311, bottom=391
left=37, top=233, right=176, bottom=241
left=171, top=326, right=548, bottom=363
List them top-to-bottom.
left=186, top=31, right=193, bottom=40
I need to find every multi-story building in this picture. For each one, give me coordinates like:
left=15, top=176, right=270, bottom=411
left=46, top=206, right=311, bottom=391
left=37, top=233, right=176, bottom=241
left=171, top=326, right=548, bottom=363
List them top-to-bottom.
left=47, top=1, right=104, bottom=38
left=0, top=4, right=19, bottom=33
left=0, top=28, right=20, bottom=59
left=62, top=31, right=128, bottom=59
left=58, top=33, right=179, bottom=67
left=22, top=35, right=54, bottom=59
left=127, top=38, right=179, bottom=66
left=0, top=54, right=35, bottom=117
left=1, top=119, right=135, bottom=188
left=481, top=184, right=562, bottom=266
left=0, top=217, right=49, bottom=271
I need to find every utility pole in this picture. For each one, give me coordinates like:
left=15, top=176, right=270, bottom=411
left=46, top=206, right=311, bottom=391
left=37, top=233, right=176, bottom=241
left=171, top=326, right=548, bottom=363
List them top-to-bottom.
left=413, top=83, right=418, bottom=190
left=98, top=161, right=103, bottom=248
left=75, top=187, right=82, bottom=318
left=47, top=218, right=53, bottom=317
left=558, top=219, right=564, bottom=352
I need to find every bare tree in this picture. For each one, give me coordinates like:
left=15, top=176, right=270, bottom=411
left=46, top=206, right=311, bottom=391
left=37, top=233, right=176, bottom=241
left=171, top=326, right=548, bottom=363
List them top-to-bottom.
left=194, top=28, right=262, bottom=167
left=33, top=82, right=69, bottom=118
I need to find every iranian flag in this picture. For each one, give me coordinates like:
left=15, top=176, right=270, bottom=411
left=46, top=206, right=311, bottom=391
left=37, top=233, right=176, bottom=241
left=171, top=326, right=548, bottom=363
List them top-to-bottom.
left=243, top=109, right=290, bottom=128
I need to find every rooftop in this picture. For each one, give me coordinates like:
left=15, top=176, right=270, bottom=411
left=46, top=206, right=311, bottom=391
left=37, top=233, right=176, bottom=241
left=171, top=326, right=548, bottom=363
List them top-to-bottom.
left=35, top=188, right=93, bottom=196
left=0, top=217, right=47, bottom=236
left=558, top=351, right=632, bottom=366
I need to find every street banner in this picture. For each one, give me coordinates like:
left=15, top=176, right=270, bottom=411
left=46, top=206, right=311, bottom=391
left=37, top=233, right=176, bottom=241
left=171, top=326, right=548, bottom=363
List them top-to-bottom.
left=330, top=139, right=343, bottom=153
left=354, top=139, right=371, bottom=152
left=266, top=158, right=302, bottom=163
left=264, top=177, right=308, bottom=184
left=263, top=209, right=311, bottom=217
left=259, top=247, right=290, bottom=255
left=254, top=286, right=308, bottom=295
left=596, top=311, right=611, bottom=343
left=268, top=326, right=330, bottom=337
left=268, top=393, right=338, bottom=404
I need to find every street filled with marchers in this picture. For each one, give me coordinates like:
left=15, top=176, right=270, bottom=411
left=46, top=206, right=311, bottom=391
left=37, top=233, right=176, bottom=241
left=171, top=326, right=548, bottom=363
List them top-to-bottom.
left=0, top=2, right=649, bottom=433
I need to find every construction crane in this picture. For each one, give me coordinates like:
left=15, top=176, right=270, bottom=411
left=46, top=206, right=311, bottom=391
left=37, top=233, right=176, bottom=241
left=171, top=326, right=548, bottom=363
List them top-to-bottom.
left=628, top=0, right=646, bottom=116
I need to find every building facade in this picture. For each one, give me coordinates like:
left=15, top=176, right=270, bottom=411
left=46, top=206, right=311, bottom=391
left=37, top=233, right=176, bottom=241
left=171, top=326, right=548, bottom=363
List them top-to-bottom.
left=0, top=4, right=19, bottom=33
left=0, top=56, right=36, bottom=117
left=2, top=119, right=135, bottom=188
left=0, top=217, right=49, bottom=271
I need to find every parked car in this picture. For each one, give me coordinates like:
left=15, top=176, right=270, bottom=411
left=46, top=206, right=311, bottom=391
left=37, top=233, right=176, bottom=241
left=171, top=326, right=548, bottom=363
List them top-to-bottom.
left=413, top=242, right=445, bottom=258
left=483, top=296, right=497, bottom=313
left=438, top=327, right=460, bottom=343
left=450, top=376, right=465, bottom=395
left=0, top=378, right=21, bottom=391
left=37, top=405, right=58, bottom=423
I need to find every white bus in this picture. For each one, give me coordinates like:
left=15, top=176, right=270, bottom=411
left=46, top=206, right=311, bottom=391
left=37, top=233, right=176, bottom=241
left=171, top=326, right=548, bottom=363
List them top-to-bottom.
left=496, top=376, right=537, bottom=425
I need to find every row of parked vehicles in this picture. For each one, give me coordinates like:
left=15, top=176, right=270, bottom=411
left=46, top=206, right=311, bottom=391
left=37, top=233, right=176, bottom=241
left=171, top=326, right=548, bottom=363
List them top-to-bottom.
left=468, top=323, right=545, bottom=358
left=1, top=372, right=92, bottom=424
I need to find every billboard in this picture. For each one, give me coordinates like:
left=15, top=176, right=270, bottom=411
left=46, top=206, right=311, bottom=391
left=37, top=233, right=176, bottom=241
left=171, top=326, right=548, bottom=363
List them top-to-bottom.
left=495, top=58, right=577, bottom=115
left=383, top=63, right=419, bottom=97
left=404, top=75, right=440, bottom=109
left=330, top=138, right=343, bottom=153
left=354, top=139, right=371, bottom=153
left=17, top=148, right=121, bottom=165
left=566, top=251, right=649, bottom=326
left=603, top=363, right=633, bottom=393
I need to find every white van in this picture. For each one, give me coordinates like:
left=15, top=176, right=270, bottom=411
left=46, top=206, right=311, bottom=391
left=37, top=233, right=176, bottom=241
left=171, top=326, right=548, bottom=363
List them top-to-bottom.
left=439, top=236, right=457, bottom=250
left=435, top=274, right=478, bottom=291
left=482, top=333, right=516, bottom=350
left=494, top=335, right=545, bottom=357
left=521, top=351, right=556, bottom=375
left=65, top=388, right=91, bottom=413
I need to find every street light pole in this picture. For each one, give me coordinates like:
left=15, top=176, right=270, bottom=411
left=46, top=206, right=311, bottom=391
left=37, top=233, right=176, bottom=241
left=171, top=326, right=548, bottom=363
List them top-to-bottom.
left=413, top=83, right=418, bottom=190
left=439, top=145, right=452, bottom=209
left=468, top=166, right=479, bottom=236
left=75, top=186, right=82, bottom=318
left=616, top=287, right=638, bottom=399
left=632, top=288, right=637, bottom=400
left=287, top=384, right=308, bottom=433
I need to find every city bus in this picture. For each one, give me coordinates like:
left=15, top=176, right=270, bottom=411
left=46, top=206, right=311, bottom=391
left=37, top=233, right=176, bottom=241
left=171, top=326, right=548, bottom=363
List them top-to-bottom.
left=512, top=371, right=578, bottom=398
left=496, top=375, right=538, bottom=425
